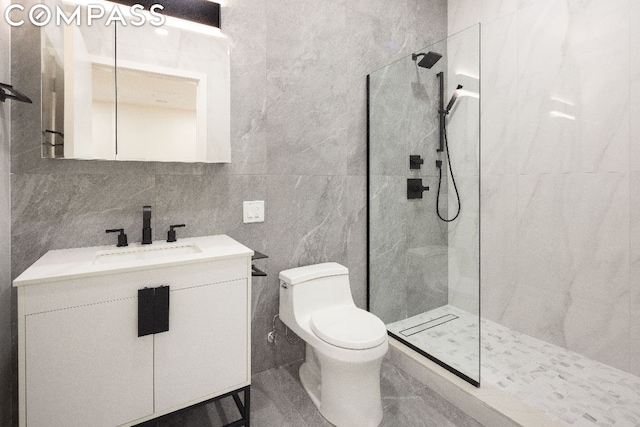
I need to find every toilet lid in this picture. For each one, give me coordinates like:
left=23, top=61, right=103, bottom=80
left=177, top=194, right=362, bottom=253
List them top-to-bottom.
left=310, top=306, right=387, bottom=350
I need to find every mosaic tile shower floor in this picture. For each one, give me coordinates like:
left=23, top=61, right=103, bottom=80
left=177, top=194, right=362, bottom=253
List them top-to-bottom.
left=388, top=305, right=640, bottom=426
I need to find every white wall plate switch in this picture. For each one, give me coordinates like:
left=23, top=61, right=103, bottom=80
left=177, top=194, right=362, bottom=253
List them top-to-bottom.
left=243, top=201, right=265, bottom=223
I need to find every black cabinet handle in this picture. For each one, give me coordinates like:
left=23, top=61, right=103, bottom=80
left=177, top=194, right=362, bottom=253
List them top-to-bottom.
left=138, top=286, right=170, bottom=337
left=154, top=286, right=170, bottom=334
left=138, top=288, right=155, bottom=337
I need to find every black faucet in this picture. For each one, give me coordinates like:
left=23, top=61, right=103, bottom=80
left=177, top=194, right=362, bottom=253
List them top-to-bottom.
left=142, top=206, right=152, bottom=244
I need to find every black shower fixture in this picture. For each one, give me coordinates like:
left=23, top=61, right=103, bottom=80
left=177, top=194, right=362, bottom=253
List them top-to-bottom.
left=412, top=51, right=442, bottom=69
left=444, top=85, right=464, bottom=115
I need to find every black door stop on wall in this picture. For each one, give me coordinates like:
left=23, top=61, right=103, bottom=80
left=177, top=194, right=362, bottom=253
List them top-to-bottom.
left=0, top=83, right=32, bottom=104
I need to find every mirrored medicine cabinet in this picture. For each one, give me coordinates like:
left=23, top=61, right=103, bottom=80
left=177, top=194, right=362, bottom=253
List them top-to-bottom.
left=41, top=0, right=230, bottom=163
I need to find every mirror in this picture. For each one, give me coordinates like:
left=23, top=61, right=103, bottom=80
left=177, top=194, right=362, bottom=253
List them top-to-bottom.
left=41, top=0, right=230, bottom=163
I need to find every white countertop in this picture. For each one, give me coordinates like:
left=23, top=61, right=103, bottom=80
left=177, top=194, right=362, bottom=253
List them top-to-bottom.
left=13, top=234, right=254, bottom=287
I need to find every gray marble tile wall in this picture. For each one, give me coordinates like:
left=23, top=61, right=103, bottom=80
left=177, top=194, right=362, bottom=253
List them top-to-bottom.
left=1, top=0, right=12, bottom=424
left=450, top=0, right=640, bottom=376
left=8, top=1, right=449, bottom=422
left=368, top=39, right=450, bottom=325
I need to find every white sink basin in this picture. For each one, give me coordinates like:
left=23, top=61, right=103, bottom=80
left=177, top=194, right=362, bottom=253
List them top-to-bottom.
left=13, top=235, right=254, bottom=287
left=93, top=244, right=202, bottom=265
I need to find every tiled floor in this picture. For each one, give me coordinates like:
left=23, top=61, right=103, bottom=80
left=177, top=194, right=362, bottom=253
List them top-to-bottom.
left=390, top=305, right=640, bottom=427
left=145, top=359, right=485, bottom=427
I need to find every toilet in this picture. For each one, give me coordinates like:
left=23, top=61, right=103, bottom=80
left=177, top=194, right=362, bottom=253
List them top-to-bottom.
left=279, top=262, right=388, bottom=427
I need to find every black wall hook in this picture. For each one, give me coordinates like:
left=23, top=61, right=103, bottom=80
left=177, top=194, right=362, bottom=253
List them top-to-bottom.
left=0, top=83, right=32, bottom=104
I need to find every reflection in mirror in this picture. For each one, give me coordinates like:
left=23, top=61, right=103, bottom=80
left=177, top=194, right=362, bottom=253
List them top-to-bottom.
left=41, top=0, right=230, bottom=163
left=41, top=1, right=116, bottom=160
left=41, top=27, right=65, bottom=159
left=116, top=68, right=199, bottom=162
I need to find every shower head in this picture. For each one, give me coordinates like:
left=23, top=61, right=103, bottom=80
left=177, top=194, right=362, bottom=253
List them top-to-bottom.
left=412, top=51, right=442, bottom=69
left=445, top=85, right=464, bottom=114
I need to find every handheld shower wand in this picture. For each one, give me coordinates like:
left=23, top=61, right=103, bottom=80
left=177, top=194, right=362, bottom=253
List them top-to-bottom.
left=444, top=85, right=464, bottom=115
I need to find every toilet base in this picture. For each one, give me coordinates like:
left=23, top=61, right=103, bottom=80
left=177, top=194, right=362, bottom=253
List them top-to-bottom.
left=299, top=344, right=385, bottom=427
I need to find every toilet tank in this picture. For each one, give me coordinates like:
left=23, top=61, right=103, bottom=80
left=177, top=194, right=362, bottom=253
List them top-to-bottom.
left=279, top=263, right=355, bottom=326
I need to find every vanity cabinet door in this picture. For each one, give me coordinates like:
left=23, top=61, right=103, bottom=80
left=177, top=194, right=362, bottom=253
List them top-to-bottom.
left=153, top=278, right=249, bottom=413
left=25, top=297, right=154, bottom=427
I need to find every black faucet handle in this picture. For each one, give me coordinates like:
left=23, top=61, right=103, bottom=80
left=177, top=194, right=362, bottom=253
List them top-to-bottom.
left=409, top=155, right=425, bottom=169
left=167, top=224, right=186, bottom=243
left=106, top=229, right=128, bottom=247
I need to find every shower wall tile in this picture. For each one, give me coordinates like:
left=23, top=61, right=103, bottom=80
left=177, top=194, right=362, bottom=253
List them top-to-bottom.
left=347, top=0, right=448, bottom=66
left=405, top=0, right=448, bottom=56
left=448, top=0, right=482, bottom=35
left=449, top=0, right=638, bottom=377
left=481, top=0, right=518, bottom=23
left=516, top=0, right=630, bottom=175
left=630, top=0, right=640, bottom=173
left=515, top=1, right=570, bottom=175
left=343, top=2, right=450, bottom=175
left=367, top=3, right=449, bottom=325
left=481, top=14, right=518, bottom=176
left=446, top=27, right=481, bottom=178
left=368, top=49, right=445, bottom=179
left=406, top=59, right=444, bottom=180
left=368, top=68, right=415, bottom=177
left=405, top=172, right=448, bottom=317
left=511, top=172, right=630, bottom=370
left=630, top=172, right=640, bottom=307
left=516, top=173, right=629, bottom=305
left=480, top=174, right=518, bottom=324
left=447, top=175, right=480, bottom=315
left=369, top=176, right=408, bottom=324
left=406, top=187, right=448, bottom=251
left=406, top=246, right=448, bottom=318
left=500, top=284, right=571, bottom=349
left=562, top=294, right=630, bottom=372
left=631, top=315, right=640, bottom=377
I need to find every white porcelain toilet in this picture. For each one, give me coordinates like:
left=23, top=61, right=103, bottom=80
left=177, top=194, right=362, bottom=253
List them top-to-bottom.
left=279, top=262, right=388, bottom=427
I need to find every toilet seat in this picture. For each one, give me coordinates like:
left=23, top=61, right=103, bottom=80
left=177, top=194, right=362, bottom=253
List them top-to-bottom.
left=310, top=306, right=387, bottom=350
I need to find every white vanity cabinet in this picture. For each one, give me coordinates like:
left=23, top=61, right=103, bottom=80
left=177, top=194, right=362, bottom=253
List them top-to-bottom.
left=14, top=235, right=253, bottom=427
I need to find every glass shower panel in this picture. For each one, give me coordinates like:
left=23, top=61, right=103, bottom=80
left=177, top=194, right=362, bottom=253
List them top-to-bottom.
left=368, top=25, right=480, bottom=385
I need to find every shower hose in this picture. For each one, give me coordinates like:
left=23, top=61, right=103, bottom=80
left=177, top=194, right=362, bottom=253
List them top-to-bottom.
left=436, top=125, right=461, bottom=222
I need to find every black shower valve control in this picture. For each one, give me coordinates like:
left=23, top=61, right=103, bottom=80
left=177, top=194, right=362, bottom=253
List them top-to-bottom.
left=409, top=155, right=424, bottom=169
left=436, top=160, right=443, bottom=168
left=407, top=178, right=429, bottom=199
left=167, top=224, right=186, bottom=243
left=106, top=228, right=128, bottom=247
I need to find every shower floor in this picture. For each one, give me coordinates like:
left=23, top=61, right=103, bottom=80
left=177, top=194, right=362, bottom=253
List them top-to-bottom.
left=387, top=305, right=640, bottom=426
